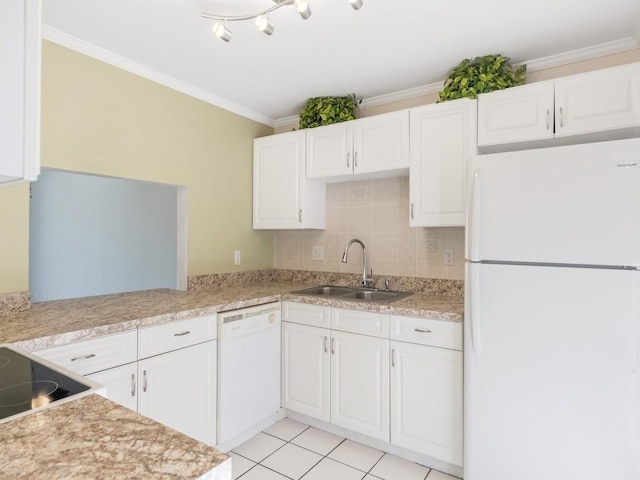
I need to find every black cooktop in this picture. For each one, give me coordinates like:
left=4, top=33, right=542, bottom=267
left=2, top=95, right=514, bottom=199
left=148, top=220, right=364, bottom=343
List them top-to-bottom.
left=0, top=346, right=91, bottom=422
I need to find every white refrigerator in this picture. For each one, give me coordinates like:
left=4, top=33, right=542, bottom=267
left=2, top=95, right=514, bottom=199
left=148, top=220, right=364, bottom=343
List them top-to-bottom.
left=464, top=138, right=640, bottom=479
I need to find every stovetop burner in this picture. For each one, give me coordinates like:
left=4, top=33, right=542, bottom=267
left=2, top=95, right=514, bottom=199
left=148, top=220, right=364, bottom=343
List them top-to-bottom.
left=0, top=346, right=96, bottom=423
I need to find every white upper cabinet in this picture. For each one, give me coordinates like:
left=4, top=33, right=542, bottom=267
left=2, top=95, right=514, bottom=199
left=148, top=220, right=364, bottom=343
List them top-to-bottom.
left=0, top=0, right=41, bottom=186
left=478, top=62, right=640, bottom=151
left=554, top=63, right=640, bottom=138
left=478, top=81, right=555, bottom=146
left=409, top=98, right=478, bottom=227
left=306, top=110, right=409, bottom=180
left=253, top=130, right=325, bottom=229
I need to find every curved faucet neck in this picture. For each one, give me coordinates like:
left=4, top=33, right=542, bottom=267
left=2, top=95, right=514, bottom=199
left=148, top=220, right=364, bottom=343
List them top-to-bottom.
left=341, top=238, right=369, bottom=287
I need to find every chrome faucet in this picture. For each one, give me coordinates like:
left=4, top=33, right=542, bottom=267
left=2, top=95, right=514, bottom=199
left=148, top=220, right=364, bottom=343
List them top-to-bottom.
left=341, top=238, right=374, bottom=288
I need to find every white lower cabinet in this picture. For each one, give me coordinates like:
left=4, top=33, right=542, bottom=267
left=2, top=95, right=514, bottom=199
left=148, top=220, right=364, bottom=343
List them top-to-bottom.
left=282, top=301, right=463, bottom=468
left=34, top=316, right=217, bottom=447
left=281, top=321, right=330, bottom=421
left=330, top=330, right=389, bottom=441
left=390, top=340, right=463, bottom=466
left=138, top=341, right=217, bottom=446
left=88, top=362, right=138, bottom=412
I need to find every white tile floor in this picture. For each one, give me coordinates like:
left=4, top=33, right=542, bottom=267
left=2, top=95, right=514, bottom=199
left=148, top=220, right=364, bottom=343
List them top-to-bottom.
left=230, top=418, right=462, bottom=480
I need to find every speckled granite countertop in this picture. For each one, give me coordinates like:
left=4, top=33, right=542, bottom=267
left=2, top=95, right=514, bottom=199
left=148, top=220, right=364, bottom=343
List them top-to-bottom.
left=2, top=281, right=463, bottom=352
left=0, top=394, right=230, bottom=480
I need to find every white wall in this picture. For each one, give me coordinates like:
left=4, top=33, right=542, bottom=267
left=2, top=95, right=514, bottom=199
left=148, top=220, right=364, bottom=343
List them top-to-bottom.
left=29, top=169, right=179, bottom=301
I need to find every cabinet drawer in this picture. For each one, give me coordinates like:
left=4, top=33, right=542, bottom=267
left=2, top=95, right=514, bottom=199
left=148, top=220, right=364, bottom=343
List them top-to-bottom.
left=282, top=301, right=331, bottom=328
left=331, top=308, right=389, bottom=338
left=138, top=316, right=216, bottom=359
left=390, top=316, right=462, bottom=350
left=35, top=330, right=138, bottom=375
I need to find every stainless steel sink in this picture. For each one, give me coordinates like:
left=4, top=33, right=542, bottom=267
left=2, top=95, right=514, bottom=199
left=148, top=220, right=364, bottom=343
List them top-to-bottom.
left=292, top=285, right=411, bottom=303
left=294, top=285, right=355, bottom=296
left=342, top=290, right=411, bottom=302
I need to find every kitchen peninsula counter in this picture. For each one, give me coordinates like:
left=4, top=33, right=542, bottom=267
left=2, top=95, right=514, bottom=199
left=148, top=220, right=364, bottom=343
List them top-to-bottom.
left=0, top=394, right=230, bottom=480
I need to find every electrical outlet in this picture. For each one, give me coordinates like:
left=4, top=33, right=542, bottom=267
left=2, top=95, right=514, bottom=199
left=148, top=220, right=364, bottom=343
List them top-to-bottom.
left=312, top=246, right=324, bottom=261
left=444, top=249, right=454, bottom=266
left=234, top=250, right=241, bottom=266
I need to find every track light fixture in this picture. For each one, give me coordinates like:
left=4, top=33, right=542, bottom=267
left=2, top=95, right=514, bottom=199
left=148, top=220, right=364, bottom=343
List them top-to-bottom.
left=202, top=0, right=363, bottom=42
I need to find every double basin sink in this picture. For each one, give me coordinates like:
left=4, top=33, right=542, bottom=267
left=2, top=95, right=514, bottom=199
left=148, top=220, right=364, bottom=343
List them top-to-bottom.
left=293, top=285, right=412, bottom=303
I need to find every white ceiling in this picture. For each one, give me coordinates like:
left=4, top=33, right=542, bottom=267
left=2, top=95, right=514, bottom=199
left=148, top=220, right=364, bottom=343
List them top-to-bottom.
left=42, top=0, right=640, bottom=126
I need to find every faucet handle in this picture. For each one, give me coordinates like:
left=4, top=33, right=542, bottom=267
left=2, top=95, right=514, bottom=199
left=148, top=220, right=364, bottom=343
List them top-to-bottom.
left=365, top=268, right=375, bottom=288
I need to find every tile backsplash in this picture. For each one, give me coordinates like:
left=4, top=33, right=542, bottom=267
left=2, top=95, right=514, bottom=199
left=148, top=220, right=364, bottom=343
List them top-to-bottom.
left=273, top=177, right=465, bottom=280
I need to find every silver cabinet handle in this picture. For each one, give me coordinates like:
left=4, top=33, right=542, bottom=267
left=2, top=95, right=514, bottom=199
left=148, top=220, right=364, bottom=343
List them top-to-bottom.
left=559, top=107, right=564, bottom=128
left=546, top=109, right=550, bottom=130
left=354, top=151, right=358, bottom=167
left=346, top=152, right=350, bottom=168
left=411, top=203, right=415, bottom=220
left=298, top=209, right=302, bottom=223
left=414, top=328, right=432, bottom=333
left=174, top=330, right=191, bottom=337
left=324, top=336, right=328, bottom=353
left=331, top=337, right=335, bottom=354
left=391, top=348, right=396, bottom=368
left=71, top=353, right=96, bottom=362
left=143, top=370, right=148, bottom=393
left=131, top=373, right=136, bottom=397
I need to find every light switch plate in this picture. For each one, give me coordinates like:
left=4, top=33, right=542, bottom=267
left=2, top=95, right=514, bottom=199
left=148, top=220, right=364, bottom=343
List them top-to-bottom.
left=444, top=249, right=454, bottom=266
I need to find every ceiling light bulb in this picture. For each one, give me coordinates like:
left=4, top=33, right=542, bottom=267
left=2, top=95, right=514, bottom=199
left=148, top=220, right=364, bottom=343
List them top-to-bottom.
left=295, top=0, right=312, bottom=19
left=348, top=0, right=363, bottom=10
left=255, top=15, right=275, bottom=35
left=212, top=22, right=232, bottom=42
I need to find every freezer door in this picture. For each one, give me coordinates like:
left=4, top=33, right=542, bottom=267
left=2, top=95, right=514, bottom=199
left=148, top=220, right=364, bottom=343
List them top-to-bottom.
left=466, top=138, right=640, bottom=266
left=464, top=263, right=640, bottom=480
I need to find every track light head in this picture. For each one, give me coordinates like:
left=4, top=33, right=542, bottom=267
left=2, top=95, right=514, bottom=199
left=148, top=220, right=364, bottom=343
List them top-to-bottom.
left=295, top=0, right=312, bottom=19
left=348, top=0, right=363, bottom=10
left=255, top=15, right=275, bottom=35
left=212, top=22, right=232, bottom=42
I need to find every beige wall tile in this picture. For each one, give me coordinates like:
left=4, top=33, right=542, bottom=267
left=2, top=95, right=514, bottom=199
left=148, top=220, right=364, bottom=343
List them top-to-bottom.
left=279, top=177, right=465, bottom=281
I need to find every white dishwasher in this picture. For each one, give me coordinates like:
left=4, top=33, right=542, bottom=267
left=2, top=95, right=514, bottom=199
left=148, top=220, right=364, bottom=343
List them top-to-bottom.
left=217, top=302, right=281, bottom=449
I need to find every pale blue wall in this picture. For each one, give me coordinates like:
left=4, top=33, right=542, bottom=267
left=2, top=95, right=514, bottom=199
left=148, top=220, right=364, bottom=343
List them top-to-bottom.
left=29, top=169, right=178, bottom=302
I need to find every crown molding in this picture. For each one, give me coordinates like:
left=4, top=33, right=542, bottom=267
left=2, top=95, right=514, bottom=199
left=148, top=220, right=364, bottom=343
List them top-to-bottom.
left=43, top=25, right=639, bottom=129
left=42, top=26, right=275, bottom=127
left=524, top=37, right=640, bottom=72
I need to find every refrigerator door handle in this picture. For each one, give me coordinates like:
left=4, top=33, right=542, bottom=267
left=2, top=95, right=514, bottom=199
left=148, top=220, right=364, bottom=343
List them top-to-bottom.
left=467, top=169, right=483, bottom=261
left=469, top=263, right=482, bottom=354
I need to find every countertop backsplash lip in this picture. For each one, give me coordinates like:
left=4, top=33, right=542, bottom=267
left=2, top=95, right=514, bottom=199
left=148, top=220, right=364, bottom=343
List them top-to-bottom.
left=3, top=272, right=463, bottom=352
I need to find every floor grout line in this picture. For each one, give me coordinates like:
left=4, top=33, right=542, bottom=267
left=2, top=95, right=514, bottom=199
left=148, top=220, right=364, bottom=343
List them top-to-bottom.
left=234, top=419, right=460, bottom=480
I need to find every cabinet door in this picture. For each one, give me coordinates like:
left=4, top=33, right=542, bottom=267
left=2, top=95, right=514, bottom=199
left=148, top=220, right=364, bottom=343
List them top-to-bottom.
left=0, top=0, right=40, bottom=184
left=555, top=63, right=640, bottom=137
left=478, top=81, right=554, bottom=146
left=409, top=98, right=477, bottom=227
left=353, top=110, right=409, bottom=174
left=306, top=122, right=353, bottom=178
left=254, top=130, right=317, bottom=229
left=282, top=322, right=330, bottom=422
left=331, top=330, right=389, bottom=441
left=138, top=341, right=216, bottom=446
left=390, top=341, right=463, bottom=466
left=88, top=363, right=138, bottom=412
